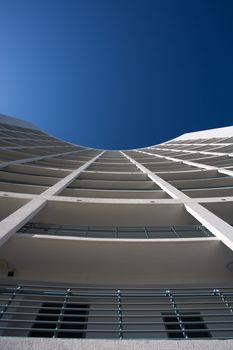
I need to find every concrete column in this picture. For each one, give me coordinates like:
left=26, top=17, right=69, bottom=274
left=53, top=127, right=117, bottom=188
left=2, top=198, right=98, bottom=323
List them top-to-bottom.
left=0, top=151, right=104, bottom=247
left=122, top=151, right=233, bottom=252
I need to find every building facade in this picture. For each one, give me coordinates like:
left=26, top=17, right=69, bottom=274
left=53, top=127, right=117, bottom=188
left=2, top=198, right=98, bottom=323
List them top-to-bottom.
left=0, top=115, right=233, bottom=349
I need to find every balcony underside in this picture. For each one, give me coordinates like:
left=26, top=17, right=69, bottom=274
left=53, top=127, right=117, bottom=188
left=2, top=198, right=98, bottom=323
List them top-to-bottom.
left=0, top=234, right=232, bottom=285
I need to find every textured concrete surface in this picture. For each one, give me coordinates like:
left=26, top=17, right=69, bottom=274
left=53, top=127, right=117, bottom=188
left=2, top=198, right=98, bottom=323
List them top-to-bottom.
left=1, top=338, right=233, bottom=350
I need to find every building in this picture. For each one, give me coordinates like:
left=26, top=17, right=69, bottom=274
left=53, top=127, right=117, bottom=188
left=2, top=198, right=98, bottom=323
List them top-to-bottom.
left=0, top=114, right=232, bottom=349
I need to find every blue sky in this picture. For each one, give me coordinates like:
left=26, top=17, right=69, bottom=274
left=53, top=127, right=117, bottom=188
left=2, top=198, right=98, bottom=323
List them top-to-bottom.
left=0, top=0, right=233, bottom=149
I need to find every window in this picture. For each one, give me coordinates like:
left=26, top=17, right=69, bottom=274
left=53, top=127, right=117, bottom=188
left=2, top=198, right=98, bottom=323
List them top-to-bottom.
left=30, top=302, right=89, bottom=338
left=162, top=312, right=211, bottom=339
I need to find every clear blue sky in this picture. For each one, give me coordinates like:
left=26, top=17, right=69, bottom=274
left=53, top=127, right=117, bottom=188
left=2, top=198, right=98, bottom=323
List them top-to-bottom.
left=0, top=0, right=233, bottom=149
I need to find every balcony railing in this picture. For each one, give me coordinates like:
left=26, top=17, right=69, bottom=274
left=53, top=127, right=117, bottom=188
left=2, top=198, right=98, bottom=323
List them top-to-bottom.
left=18, top=223, right=214, bottom=239
left=0, top=284, right=232, bottom=339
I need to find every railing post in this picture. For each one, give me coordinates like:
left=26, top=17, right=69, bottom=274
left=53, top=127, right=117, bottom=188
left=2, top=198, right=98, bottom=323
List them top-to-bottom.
left=171, top=226, right=180, bottom=238
left=0, top=285, right=21, bottom=320
left=53, top=288, right=71, bottom=338
left=213, top=288, right=233, bottom=314
left=117, top=289, right=123, bottom=339
left=166, top=289, right=188, bottom=339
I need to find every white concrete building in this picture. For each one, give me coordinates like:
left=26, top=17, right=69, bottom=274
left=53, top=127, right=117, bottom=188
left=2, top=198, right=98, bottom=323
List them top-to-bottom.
left=0, top=115, right=233, bottom=349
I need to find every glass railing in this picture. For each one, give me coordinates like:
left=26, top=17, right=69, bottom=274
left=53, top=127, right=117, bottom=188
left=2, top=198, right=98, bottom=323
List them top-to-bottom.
left=181, top=185, right=233, bottom=191
left=18, top=223, right=214, bottom=239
